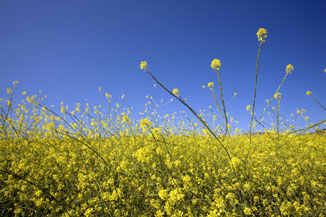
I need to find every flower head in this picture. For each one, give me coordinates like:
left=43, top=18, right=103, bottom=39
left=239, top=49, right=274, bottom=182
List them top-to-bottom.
left=257, top=28, right=268, bottom=43
left=210, top=59, right=221, bottom=70
left=140, top=61, right=148, bottom=70
left=286, top=64, right=294, bottom=74
left=207, top=82, right=214, bottom=88
left=173, top=88, right=180, bottom=97
left=306, top=91, right=312, bottom=96
left=274, top=92, right=282, bottom=99
left=246, top=105, right=251, bottom=111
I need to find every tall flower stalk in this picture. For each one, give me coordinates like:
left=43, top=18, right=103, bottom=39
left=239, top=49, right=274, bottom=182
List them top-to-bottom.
left=249, top=28, right=267, bottom=143
left=211, top=59, right=229, bottom=135
left=140, top=61, right=236, bottom=173
left=259, top=64, right=293, bottom=120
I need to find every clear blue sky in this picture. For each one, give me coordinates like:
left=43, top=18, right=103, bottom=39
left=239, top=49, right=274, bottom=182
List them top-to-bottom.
left=1, top=0, right=325, bottom=131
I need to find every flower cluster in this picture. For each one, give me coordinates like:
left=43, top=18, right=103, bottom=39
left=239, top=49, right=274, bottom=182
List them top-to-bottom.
left=257, top=28, right=268, bottom=43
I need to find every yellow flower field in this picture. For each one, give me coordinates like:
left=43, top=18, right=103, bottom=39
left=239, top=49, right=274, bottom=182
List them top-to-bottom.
left=1, top=28, right=326, bottom=216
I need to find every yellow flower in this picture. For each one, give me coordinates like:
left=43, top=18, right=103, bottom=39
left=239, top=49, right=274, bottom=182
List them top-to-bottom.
left=257, top=28, right=268, bottom=43
left=210, top=58, right=221, bottom=70
left=140, top=61, right=148, bottom=70
left=286, top=64, right=294, bottom=74
left=207, top=82, right=214, bottom=88
left=202, top=85, right=206, bottom=88
left=173, top=88, right=180, bottom=97
left=22, top=91, right=27, bottom=95
left=306, top=91, right=312, bottom=96
left=234, top=92, right=237, bottom=96
left=274, top=92, right=282, bottom=99
left=246, top=105, right=251, bottom=111
left=122, top=115, right=131, bottom=124
left=140, top=118, right=152, bottom=129
left=182, top=175, right=191, bottom=183
left=158, top=189, right=169, bottom=200
left=243, top=207, right=253, bottom=215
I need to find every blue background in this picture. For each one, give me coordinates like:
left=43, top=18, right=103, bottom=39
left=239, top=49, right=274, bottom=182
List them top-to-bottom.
left=1, top=0, right=325, bottom=131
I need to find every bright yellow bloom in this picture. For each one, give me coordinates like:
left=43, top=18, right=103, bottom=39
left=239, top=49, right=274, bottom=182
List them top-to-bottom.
left=257, top=28, right=268, bottom=43
left=210, top=58, right=221, bottom=70
left=140, top=61, right=148, bottom=70
left=286, top=64, right=294, bottom=74
left=207, top=82, right=214, bottom=88
left=202, top=85, right=206, bottom=88
left=173, top=88, right=180, bottom=97
left=22, top=91, right=27, bottom=95
left=306, top=91, right=312, bottom=96
left=234, top=92, right=237, bottom=96
left=274, top=92, right=282, bottom=99
left=246, top=105, right=251, bottom=111
left=122, top=115, right=131, bottom=124
left=140, top=118, right=152, bottom=129
left=158, top=189, right=169, bottom=200
left=243, top=207, right=253, bottom=215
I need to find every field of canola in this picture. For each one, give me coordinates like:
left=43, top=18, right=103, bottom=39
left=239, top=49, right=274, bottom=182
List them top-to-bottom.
left=1, top=28, right=326, bottom=216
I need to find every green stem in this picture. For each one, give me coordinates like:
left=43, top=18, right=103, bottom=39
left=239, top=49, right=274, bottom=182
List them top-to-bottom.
left=249, top=42, right=263, bottom=143
left=145, top=69, right=236, bottom=173
left=217, top=71, right=229, bottom=135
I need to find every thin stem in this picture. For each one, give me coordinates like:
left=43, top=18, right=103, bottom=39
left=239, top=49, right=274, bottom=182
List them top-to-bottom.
left=249, top=42, right=263, bottom=143
left=145, top=69, right=236, bottom=173
left=216, top=70, right=229, bottom=135
left=259, top=72, right=289, bottom=120
left=311, top=95, right=326, bottom=112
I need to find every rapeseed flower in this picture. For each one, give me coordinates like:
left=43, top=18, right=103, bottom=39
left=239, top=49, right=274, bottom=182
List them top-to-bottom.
left=257, top=28, right=268, bottom=42
left=210, top=58, right=221, bottom=70
left=140, top=61, right=148, bottom=70
left=286, top=64, right=294, bottom=74
left=207, top=82, right=214, bottom=88
left=173, top=88, right=180, bottom=97
left=306, top=91, right=312, bottom=96
left=274, top=92, right=282, bottom=99
left=246, top=105, right=251, bottom=111
left=158, top=189, right=169, bottom=200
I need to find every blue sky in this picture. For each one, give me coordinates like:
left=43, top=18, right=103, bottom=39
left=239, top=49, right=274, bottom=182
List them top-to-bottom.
left=1, top=0, right=325, bottom=131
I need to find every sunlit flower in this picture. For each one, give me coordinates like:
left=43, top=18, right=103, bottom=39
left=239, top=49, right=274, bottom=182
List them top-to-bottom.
left=257, top=28, right=268, bottom=43
left=210, top=58, right=221, bottom=70
left=140, top=61, right=148, bottom=70
left=286, top=64, right=294, bottom=74
left=207, top=82, right=214, bottom=88
left=202, top=85, right=206, bottom=88
left=173, top=88, right=180, bottom=97
left=306, top=91, right=312, bottom=96
left=234, top=92, right=237, bottom=96
left=274, top=92, right=282, bottom=99
left=246, top=105, right=251, bottom=111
